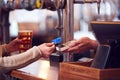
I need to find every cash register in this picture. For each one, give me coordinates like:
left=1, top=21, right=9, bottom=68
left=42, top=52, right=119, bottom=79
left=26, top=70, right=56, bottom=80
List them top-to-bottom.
left=90, top=21, right=120, bottom=69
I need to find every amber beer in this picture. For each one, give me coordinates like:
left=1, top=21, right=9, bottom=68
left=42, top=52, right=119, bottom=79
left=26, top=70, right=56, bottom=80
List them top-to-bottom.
left=18, top=30, right=33, bottom=53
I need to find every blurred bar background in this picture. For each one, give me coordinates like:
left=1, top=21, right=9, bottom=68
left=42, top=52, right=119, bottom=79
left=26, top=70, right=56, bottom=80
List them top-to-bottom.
left=0, top=0, right=120, bottom=80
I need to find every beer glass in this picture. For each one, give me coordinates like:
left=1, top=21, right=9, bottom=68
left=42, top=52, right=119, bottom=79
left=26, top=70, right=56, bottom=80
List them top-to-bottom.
left=18, top=30, right=33, bottom=53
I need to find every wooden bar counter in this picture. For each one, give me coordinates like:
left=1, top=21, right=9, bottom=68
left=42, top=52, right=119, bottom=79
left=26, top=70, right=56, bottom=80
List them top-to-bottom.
left=10, top=59, right=50, bottom=80
left=10, top=61, right=120, bottom=80
left=59, top=62, right=120, bottom=80
left=11, top=70, right=44, bottom=80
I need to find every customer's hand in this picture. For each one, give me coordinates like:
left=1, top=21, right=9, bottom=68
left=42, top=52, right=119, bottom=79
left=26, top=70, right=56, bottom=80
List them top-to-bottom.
left=64, top=37, right=98, bottom=53
left=5, top=38, right=21, bottom=53
left=38, top=43, right=55, bottom=58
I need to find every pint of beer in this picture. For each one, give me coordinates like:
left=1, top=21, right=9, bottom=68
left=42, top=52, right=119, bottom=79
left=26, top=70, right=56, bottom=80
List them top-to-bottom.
left=18, top=30, right=33, bottom=53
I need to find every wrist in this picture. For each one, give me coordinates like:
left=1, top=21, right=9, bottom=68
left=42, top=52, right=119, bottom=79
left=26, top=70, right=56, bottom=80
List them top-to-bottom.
left=91, top=40, right=98, bottom=50
left=36, top=46, right=42, bottom=57
left=37, top=46, right=49, bottom=58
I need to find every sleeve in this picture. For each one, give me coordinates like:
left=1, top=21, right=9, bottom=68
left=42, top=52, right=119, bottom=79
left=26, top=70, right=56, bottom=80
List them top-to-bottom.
left=0, top=46, right=42, bottom=73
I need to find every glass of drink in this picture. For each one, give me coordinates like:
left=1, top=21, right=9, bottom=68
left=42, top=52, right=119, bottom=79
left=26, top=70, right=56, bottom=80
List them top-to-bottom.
left=18, top=30, right=33, bottom=53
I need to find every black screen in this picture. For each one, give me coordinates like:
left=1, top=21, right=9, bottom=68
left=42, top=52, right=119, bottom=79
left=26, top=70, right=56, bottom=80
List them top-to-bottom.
left=90, top=21, right=120, bottom=69
left=91, top=21, right=120, bottom=44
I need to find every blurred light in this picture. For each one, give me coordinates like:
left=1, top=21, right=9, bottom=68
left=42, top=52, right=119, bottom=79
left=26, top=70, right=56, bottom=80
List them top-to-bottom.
left=38, top=60, right=50, bottom=79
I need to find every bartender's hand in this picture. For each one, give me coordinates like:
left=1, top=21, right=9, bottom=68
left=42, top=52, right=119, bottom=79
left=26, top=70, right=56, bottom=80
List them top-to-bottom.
left=64, top=37, right=98, bottom=53
left=5, top=38, right=21, bottom=53
left=38, top=43, right=55, bottom=58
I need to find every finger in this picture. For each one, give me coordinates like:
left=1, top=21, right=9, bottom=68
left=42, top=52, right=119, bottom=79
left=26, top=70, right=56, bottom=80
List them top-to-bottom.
left=14, top=38, right=22, bottom=43
left=69, top=40, right=80, bottom=47
left=46, top=43, right=55, bottom=46
left=68, top=43, right=84, bottom=51
left=69, top=44, right=90, bottom=53
left=49, top=46, right=55, bottom=52
left=68, top=48, right=78, bottom=52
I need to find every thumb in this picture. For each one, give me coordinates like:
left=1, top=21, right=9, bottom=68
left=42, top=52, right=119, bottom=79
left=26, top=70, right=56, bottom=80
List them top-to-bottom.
left=46, top=43, right=55, bottom=46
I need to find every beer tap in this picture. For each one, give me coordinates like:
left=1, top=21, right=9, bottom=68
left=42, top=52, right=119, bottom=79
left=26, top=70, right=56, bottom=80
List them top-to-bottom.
left=0, top=0, right=101, bottom=11
left=0, top=0, right=42, bottom=10
left=97, top=0, right=101, bottom=14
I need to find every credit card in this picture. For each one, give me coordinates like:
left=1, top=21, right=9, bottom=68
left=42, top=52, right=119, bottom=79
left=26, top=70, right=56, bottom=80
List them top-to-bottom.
left=52, top=37, right=62, bottom=45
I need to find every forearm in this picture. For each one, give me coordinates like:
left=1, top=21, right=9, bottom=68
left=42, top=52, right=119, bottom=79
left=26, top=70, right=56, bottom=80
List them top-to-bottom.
left=0, top=46, right=42, bottom=73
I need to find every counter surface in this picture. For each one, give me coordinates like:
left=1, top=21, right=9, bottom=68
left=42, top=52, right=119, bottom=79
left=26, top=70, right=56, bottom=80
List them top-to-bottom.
left=10, top=59, right=50, bottom=80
